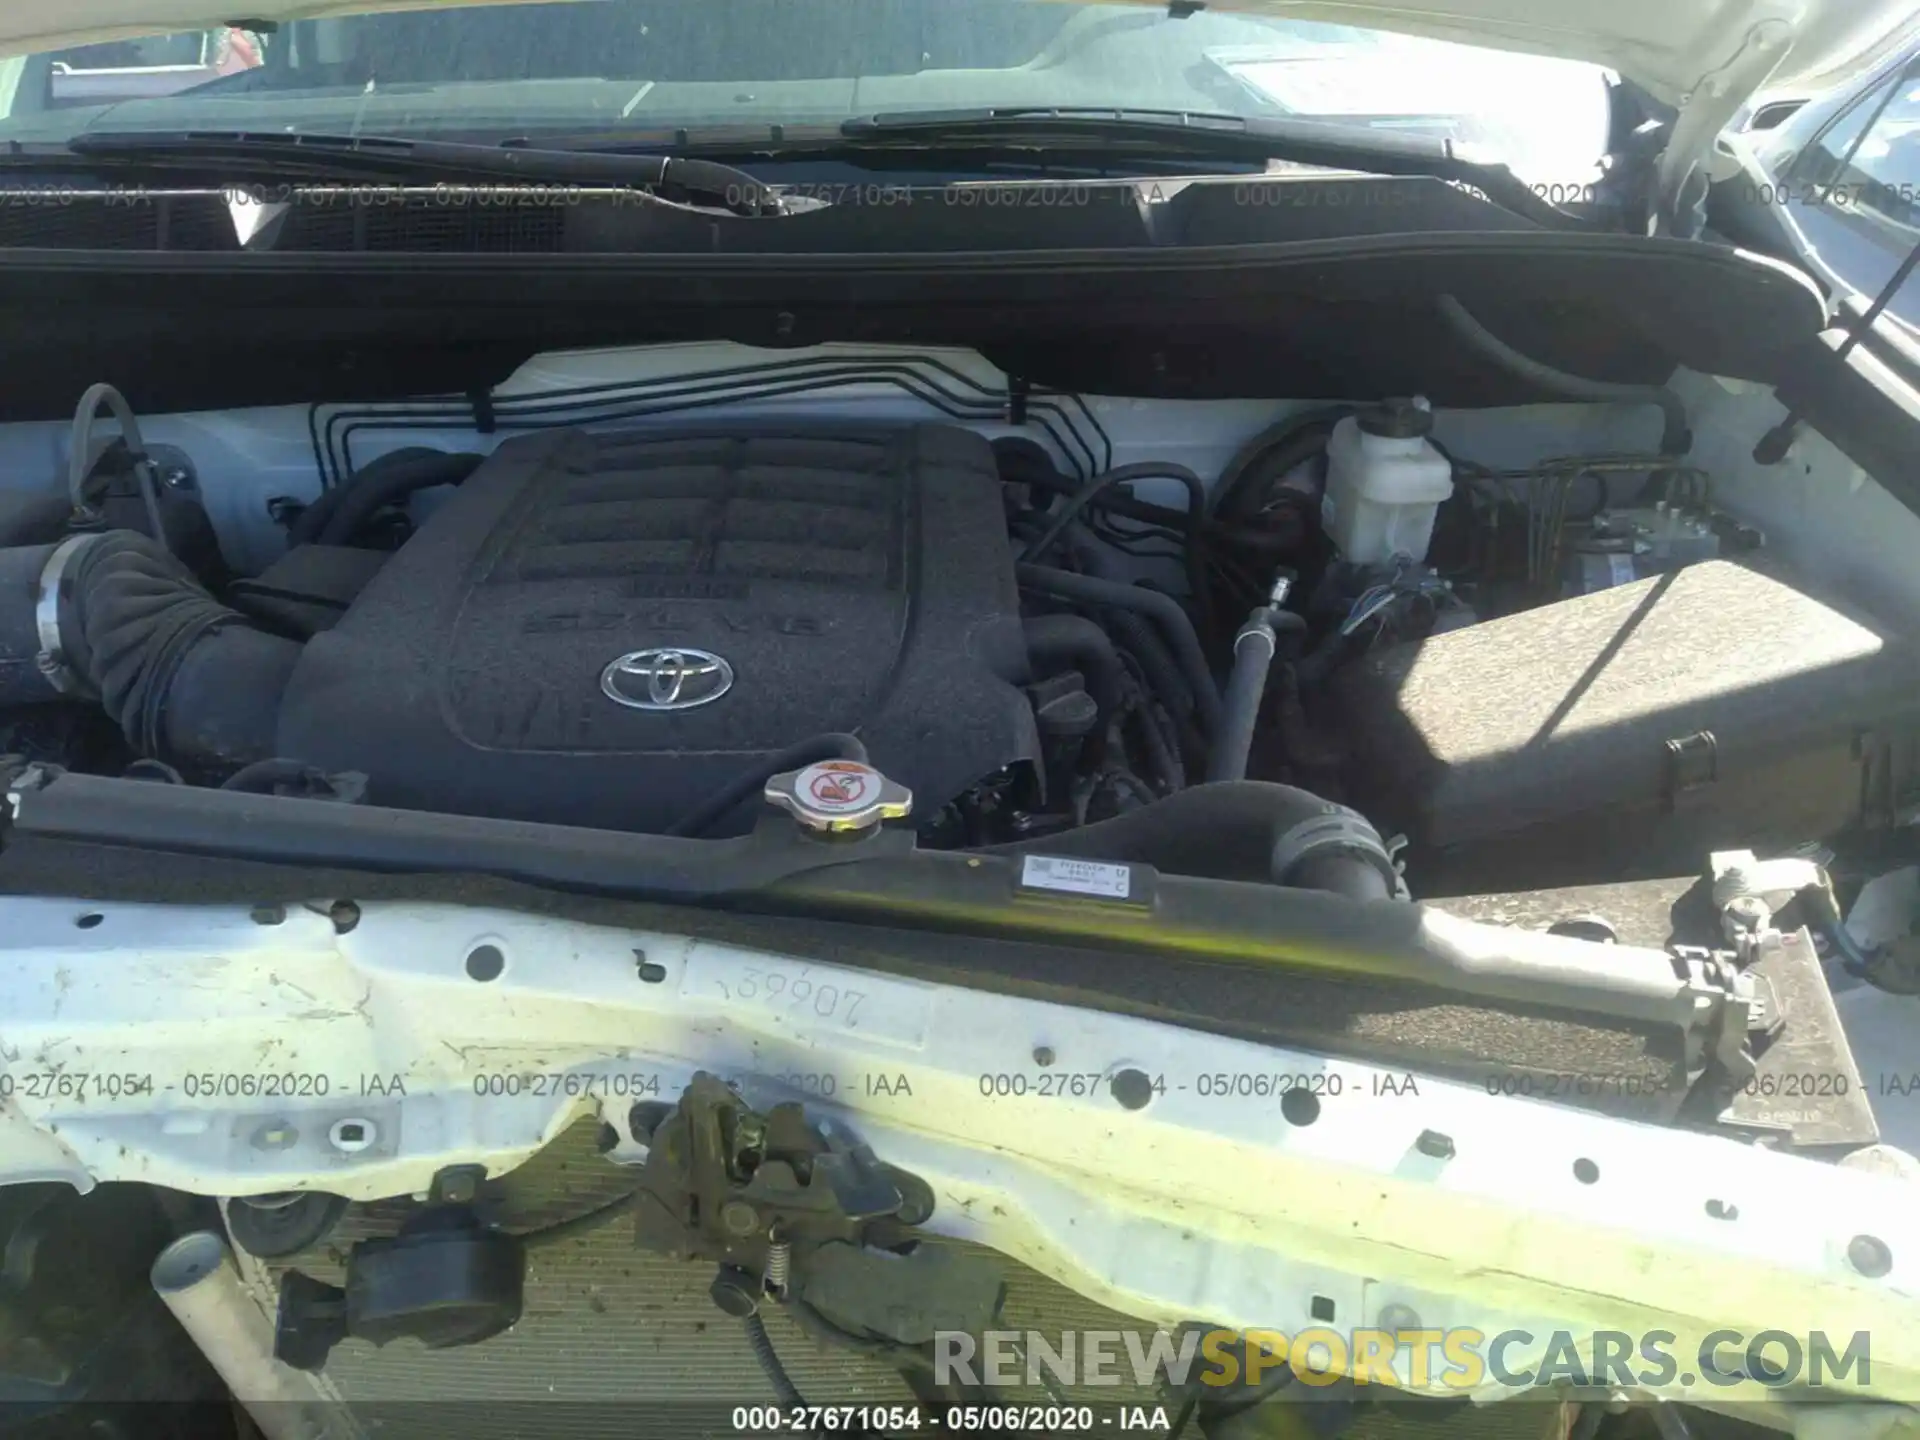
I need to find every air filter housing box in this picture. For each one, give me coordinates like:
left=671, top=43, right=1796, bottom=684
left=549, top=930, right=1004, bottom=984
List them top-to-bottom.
left=1331, top=558, right=1920, bottom=891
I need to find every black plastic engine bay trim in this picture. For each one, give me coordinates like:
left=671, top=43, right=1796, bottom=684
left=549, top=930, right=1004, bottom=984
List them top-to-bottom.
left=0, top=231, right=1826, bottom=425
left=3, top=766, right=1725, bottom=1034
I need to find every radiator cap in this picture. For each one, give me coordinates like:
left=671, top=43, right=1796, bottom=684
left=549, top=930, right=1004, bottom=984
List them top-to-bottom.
left=765, top=760, right=912, bottom=834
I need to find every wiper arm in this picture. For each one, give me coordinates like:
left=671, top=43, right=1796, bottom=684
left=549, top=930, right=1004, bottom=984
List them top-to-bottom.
left=844, top=105, right=1432, bottom=159
left=833, top=107, right=1584, bottom=227
left=59, top=129, right=783, bottom=214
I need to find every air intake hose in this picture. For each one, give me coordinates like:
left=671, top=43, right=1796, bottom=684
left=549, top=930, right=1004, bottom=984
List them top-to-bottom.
left=0, top=531, right=301, bottom=766
left=988, top=781, right=1406, bottom=901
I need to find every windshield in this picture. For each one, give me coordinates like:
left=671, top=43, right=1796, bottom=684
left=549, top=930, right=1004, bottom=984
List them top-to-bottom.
left=0, top=0, right=1612, bottom=184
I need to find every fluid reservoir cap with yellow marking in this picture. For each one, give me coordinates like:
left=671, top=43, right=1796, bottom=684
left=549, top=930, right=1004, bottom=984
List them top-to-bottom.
left=764, top=760, right=913, bottom=834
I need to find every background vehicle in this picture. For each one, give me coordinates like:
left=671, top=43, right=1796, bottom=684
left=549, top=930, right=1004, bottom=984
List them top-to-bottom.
left=34, top=27, right=260, bottom=108
left=1717, top=46, right=1920, bottom=331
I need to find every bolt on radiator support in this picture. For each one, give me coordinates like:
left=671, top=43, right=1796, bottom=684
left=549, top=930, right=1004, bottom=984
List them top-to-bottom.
left=0, top=896, right=1910, bottom=1405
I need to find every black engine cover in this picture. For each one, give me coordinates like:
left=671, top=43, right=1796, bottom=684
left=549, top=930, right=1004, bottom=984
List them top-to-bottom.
left=275, top=423, right=1038, bottom=833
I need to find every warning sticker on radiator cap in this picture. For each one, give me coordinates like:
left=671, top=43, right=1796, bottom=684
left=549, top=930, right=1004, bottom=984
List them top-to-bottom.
left=1019, top=855, right=1133, bottom=900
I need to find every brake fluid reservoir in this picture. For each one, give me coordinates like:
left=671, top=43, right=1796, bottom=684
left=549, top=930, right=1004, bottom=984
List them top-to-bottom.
left=1321, top=397, right=1454, bottom=567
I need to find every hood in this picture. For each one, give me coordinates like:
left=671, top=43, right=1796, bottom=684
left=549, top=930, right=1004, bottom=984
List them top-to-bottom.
left=5, top=0, right=1916, bottom=200
left=7, top=0, right=1914, bottom=104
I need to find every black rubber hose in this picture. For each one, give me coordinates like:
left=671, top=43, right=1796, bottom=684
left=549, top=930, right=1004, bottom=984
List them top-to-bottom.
left=1436, top=294, right=1691, bottom=456
left=68, top=384, right=165, bottom=549
left=1209, top=407, right=1350, bottom=522
left=1213, top=428, right=1337, bottom=529
left=997, top=437, right=1190, bottom=534
left=287, top=446, right=444, bottom=545
left=286, top=447, right=483, bottom=547
left=313, top=450, right=486, bottom=547
left=1006, top=450, right=1303, bottom=557
left=1018, top=462, right=1212, bottom=633
left=0, top=491, right=75, bottom=548
left=1067, top=525, right=1195, bottom=732
left=61, top=532, right=303, bottom=764
left=1015, top=563, right=1220, bottom=741
left=1109, top=608, right=1194, bottom=729
left=1207, top=608, right=1310, bottom=784
left=1022, top=614, right=1123, bottom=726
left=159, top=626, right=307, bottom=768
left=1212, top=626, right=1276, bottom=786
left=1293, top=626, right=1353, bottom=693
left=1129, top=682, right=1185, bottom=795
left=667, top=733, right=870, bottom=838
left=123, top=758, right=186, bottom=784
left=221, top=759, right=331, bottom=795
left=986, top=780, right=1396, bottom=896
left=1288, top=850, right=1393, bottom=902
left=744, top=1312, right=810, bottom=1409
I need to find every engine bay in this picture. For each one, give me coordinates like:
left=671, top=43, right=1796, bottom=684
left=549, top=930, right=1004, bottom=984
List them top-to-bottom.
left=4, top=0, right=1920, bottom=1415
left=3, top=341, right=1919, bottom=1437
left=4, top=342, right=1919, bottom=900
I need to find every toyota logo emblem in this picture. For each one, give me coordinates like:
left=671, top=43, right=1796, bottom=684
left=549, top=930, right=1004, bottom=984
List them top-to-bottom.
left=601, top=648, right=735, bottom=711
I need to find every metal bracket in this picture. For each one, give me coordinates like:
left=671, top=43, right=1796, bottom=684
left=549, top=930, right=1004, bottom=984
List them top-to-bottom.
left=1006, top=374, right=1030, bottom=427
left=631, top=1073, right=929, bottom=1269
left=628, top=1074, right=1000, bottom=1346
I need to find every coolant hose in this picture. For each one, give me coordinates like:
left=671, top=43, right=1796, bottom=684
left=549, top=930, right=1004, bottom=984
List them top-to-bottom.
left=1436, top=294, right=1691, bottom=456
left=287, top=447, right=485, bottom=548
left=314, top=451, right=486, bottom=546
left=1018, top=462, right=1213, bottom=634
left=1019, top=462, right=1207, bottom=567
left=1065, top=525, right=1197, bottom=730
left=0, top=531, right=301, bottom=765
left=1015, top=563, right=1221, bottom=740
left=1207, top=606, right=1308, bottom=784
left=1111, top=610, right=1195, bottom=734
left=1021, top=613, right=1123, bottom=728
left=667, top=733, right=870, bottom=838
left=221, top=758, right=338, bottom=796
left=989, top=780, right=1402, bottom=900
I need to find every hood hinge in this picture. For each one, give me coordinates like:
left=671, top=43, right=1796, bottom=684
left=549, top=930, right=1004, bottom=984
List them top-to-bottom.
left=1654, top=15, right=1797, bottom=236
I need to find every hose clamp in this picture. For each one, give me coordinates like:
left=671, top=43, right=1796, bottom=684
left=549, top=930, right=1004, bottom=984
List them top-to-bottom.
left=34, top=533, right=100, bottom=697
left=1232, top=613, right=1278, bottom=656
left=1270, top=802, right=1408, bottom=901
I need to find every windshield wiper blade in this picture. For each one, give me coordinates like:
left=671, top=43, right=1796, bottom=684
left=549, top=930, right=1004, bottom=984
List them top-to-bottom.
left=844, top=105, right=1431, bottom=157
left=833, top=107, right=1585, bottom=226
left=59, top=129, right=783, bottom=214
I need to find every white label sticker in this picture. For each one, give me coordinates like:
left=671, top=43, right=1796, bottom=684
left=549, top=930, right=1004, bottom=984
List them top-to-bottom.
left=1608, top=553, right=1636, bottom=586
left=1020, top=855, right=1133, bottom=900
